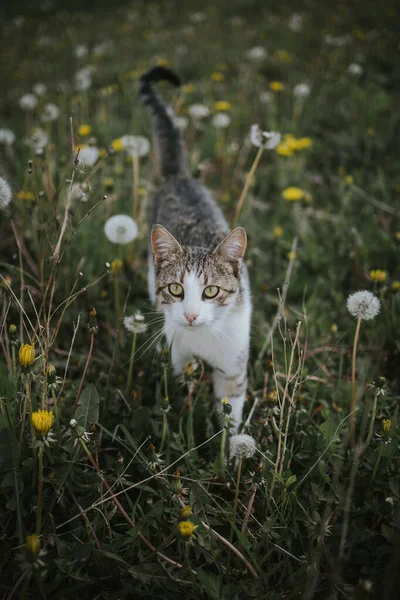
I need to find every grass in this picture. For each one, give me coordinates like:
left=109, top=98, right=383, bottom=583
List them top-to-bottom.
left=0, top=0, right=399, bottom=598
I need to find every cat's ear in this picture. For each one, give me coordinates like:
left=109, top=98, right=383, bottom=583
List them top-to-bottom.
left=151, top=224, right=182, bottom=262
left=213, top=227, right=247, bottom=261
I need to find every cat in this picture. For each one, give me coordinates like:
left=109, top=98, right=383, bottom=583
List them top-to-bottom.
left=138, top=66, right=251, bottom=431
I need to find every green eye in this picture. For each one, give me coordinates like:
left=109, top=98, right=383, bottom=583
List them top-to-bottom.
left=168, top=283, right=184, bottom=297
left=203, top=285, right=219, bottom=299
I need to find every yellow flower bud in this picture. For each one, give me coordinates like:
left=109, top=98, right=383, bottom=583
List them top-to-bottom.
left=110, top=259, right=123, bottom=275
left=9, top=324, right=17, bottom=334
left=19, top=344, right=35, bottom=367
left=31, top=410, right=54, bottom=435
left=382, top=419, right=391, bottom=435
left=180, top=505, right=193, bottom=519
left=178, top=520, right=197, bottom=538
left=25, top=534, right=40, bottom=556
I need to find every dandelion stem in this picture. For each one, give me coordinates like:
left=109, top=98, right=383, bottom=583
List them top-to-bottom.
left=232, top=146, right=263, bottom=227
left=350, top=318, right=362, bottom=445
left=125, top=332, right=137, bottom=396
left=19, top=381, right=31, bottom=445
left=365, top=390, right=379, bottom=448
left=159, top=412, right=168, bottom=455
left=219, top=421, right=228, bottom=476
left=35, top=445, right=44, bottom=534
left=230, top=455, right=243, bottom=543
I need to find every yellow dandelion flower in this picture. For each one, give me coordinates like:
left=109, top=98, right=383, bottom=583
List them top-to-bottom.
left=275, top=50, right=293, bottom=63
left=156, top=58, right=169, bottom=67
left=211, top=71, right=224, bottom=82
left=269, top=81, right=284, bottom=92
left=183, top=83, right=194, bottom=94
left=214, top=101, right=231, bottom=112
left=78, top=124, right=91, bottom=136
left=294, top=137, right=312, bottom=150
left=111, top=138, right=124, bottom=152
left=275, top=143, right=294, bottom=157
left=344, top=175, right=353, bottom=186
left=103, top=177, right=114, bottom=189
left=282, top=187, right=305, bottom=201
left=17, top=190, right=34, bottom=201
left=273, top=225, right=283, bottom=238
left=111, top=258, right=123, bottom=275
left=370, top=269, right=387, bottom=283
left=392, top=281, right=400, bottom=291
left=331, top=323, right=338, bottom=333
left=19, top=343, right=35, bottom=367
left=267, top=390, right=278, bottom=402
left=221, top=397, right=229, bottom=404
left=31, top=410, right=54, bottom=435
left=382, top=419, right=391, bottom=434
left=180, top=505, right=193, bottom=519
left=178, top=520, right=197, bottom=538
left=25, top=534, right=40, bottom=556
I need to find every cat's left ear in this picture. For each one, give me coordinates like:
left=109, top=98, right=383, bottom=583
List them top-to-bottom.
left=213, top=227, right=247, bottom=261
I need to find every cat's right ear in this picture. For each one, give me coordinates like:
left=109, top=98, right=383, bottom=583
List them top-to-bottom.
left=151, top=224, right=182, bottom=263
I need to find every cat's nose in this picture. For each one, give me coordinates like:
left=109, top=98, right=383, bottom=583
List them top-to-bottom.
left=184, top=313, right=198, bottom=325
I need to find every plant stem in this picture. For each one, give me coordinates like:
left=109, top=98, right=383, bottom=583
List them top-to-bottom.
left=232, top=146, right=263, bottom=227
left=350, top=318, right=362, bottom=445
left=125, top=332, right=137, bottom=396
left=73, top=333, right=95, bottom=414
left=19, top=381, right=31, bottom=445
left=365, top=391, right=379, bottom=448
left=159, top=412, right=168, bottom=455
left=219, top=421, right=228, bottom=476
left=36, top=445, right=44, bottom=534
left=230, top=455, right=243, bottom=543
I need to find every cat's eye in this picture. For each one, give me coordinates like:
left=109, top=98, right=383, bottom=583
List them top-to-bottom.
left=168, top=283, right=184, bottom=297
left=203, top=285, right=220, bottom=299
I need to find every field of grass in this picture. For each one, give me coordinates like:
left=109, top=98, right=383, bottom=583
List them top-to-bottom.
left=0, top=1, right=399, bottom=598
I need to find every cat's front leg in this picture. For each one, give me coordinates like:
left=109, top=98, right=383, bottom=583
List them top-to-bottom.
left=212, top=367, right=248, bottom=433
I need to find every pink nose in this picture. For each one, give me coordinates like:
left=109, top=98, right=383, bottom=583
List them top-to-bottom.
left=184, top=313, right=198, bottom=325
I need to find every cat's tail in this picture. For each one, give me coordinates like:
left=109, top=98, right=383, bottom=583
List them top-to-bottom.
left=138, top=66, right=188, bottom=178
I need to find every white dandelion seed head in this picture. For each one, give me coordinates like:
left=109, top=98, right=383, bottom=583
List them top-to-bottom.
left=288, top=13, right=303, bottom=32
left=74, top=44, right=88, bottom=58
left=246, top=46, right=267, bottom=61
left=348, top=63, right=363, bottom=76
left=74, top=66, right=94, bottom=91
left=33, top=82, right=47, bottom=97
left=293, top=83, right=311, bottom=98
left=260, top=91, right=273, bottom=104
left=19, top=93, right=38, bottom=111
left=40, top=103, right=60, bottom=122
left=188, top=103, right=210, bottom=119
left=212, top=112, right=231, bottom=129
left=175, top=116, right=189, bottom=130
left=250, top=124, right=281, bottom=149
left=27, top=127, right=48, bottom=151
left=0, top=128, right=16, bottom=145
left=120, top=135, right=150, bottom=157
left=78, top=146, right=99, bottom=167
left=0, top=177, right=12, bottom=210
left=70, top=182, right=88, bottom=202
left=104, top=214, right=138, bottom=245
left=346, top=290, right=381, bottom=321
left=123, top=312, right=148, bottom=334
left=70, top=418, right=78, bottom=428
left=230, top=434, right=256, bottom=459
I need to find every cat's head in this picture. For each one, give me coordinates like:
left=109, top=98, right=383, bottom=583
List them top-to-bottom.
left=151, top=224, right=247, bottom=328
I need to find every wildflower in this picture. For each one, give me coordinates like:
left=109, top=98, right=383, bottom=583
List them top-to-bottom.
left=288, top=13, right=303, bottom=32
left=74, top=43, right=88, bottom=58
left=246, top=46, right=267, bottom=60
left=275, top=50, right=293, bottom=63
left=348, top=63, right=363, bottom=76
left=74, top=66, right=93, bottom=91
left=211, top=71, right=224, bottom=82
left=269, top=81, right=284, bottom=92
left=33, top=83, right=47, bottom=96
left=182, top=83, right=194, bottom=94
left=293, top=83, right=311, bottom=98
left=260, top=91, right=273, bottom=104
left=19, top=93, right=38, bottom=111
left=214, top=101, right=231, bottom=112
left=40, top=103, right=60, bottom=122
left=188, top=103, right=210, bottom=119
left=212, top=112, right=231, bottom=128
left=175, top=116, right=189, bottom=130
left=78, top=124, right=91, bottom=136
left=250, top=125, right=281, bottom=149
left=28, top=127, right=48, bottom=151
left=0, top=128, right=16, bottom=145
left=120, top=135, right=150, bottom=157
left=294, top=137, right=312, bottom=150
left=111, top=138, right=124, bottom=152
left=276, top=143, right=294, bottom=157
left=78, top=145, right=99, bottom=167
left=345, top=175, right=353, bottom=185
left=0, top=176, right=12, bottom=210
left=103, top=177, right=114, bottom=190
left=282, top=186, right=305, bottom=201
left=17, top=190, right=34, bottom=201
left=104, top=214, right=138, bottom=244
left=273, top=225, right=283, bottom=238
left=110, top=258, right=123, bottom=274
left=370, top=269, right=386, bottom=283
left=392, top=281, right=400, bottom=292
left=346, top=290, right=381, bottom=321
left=123, top=312, right=148, bottom=334
left=331, top=323, right=338, bottom=333
left=9, top=324, right=17, bottom=335
left=19, top=343, right=35, bottom=367
left=32, top=410, right=54, bottom=435
left=382, top=419, right=391, bottom=435
left=230, top=434, right=256, bottom=459
left=180, top=505, right=193, bottom=519
left=178, top=520, right=197, bottom=538
left=25, top=534, right=40, bottom=556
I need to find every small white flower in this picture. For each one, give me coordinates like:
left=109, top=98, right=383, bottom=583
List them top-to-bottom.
left=288, top=13, right=303, bottom=32
left=74, top=44, right=88, bottom=58
left=246, top=46, right=267, bottom=61
left=348, top=63, right=363, bottom=76
left=74, top=66, right=94, bottom=91
left=33, top=83, right=47, bottom=97
left=293, top=83, right=311, bottom=98
left=259, top=91, right=273, bottom=104
left=19, top=93, right=38, bottom=111
left=40, top=103, right=60, bottom=122
left=188, top=103, right=210, bottom=119
left=212, top=112, right=231, bottom=129
left=175, top=116, right=189, bottom=130
left=250, top=124, right=281, bottom=149
left=0, top=128, right=16, bottom=145
left=27, top=128, right=48, bottom=151
left=120, top=135, right=150, bottom=157
left=78, top=146, right=99, bottom=167
left=0, top=177, right=12, bottom=210
left=104, top=214, right=138, bottom=244
left=346, top=290, right=381, bottom=321
left=123, top=312, right=148, bottom=334
left=230, top=434, right=256, bottom=459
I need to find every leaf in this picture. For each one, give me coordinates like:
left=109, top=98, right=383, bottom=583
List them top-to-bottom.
left=0, top=362, right=16, bottom=403
left=75, top=384, right=99, bottom=429
left=286, top=474, right=297, bottom=488
left=197, top=569, right=222, bottom=600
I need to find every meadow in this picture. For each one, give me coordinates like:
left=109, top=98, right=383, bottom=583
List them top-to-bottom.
left=0, top=1, right=399, bottom=598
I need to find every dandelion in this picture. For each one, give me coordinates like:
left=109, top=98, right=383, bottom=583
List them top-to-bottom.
left=288, top=13, right=303, bottom=32
left=74, top=43, right=88, bottom=58
left=246, top=46, right=267, bottom=60
left=348, top=63, right=363, bottom=76
left=74, top=66, right=93, bottom=91
left=211, top=71, right=224, bottom=82
left=269, top=81, right=284, bottom=92
left=33, top=83, right=47, bottom=96
left=293, top=83, right=311, bottom=98
left=259, top=91, right=273, bottom=104
left=19, top=93, right=38, bottom=111
left=214, top=101, right=231, bottom=112
left=40, top=103, right=60, bottom=122
left=188, top=103, right=210, bottom=119
left=212, top=112, right=231, bottom=128
left=175, top=116, right=189, bottom=130
left=78, top=124, right=91, bottom=136
left=250, top=125, right=281, bottom=149
left=27, top=127, right=48, bottom=152
left=0, top=128, right=16, bottom=145
left=120, top=135, right=150, bottom=157
left=111, top=138, right=124, bottom=152
left=78, top=145, right=99, bottom=167
left=344, top=175, right=354, bottom=185
left=0, top=176, right=12, bottom=210
left=282, top=187, right=305, bottom=201
left=273, top=225, right=283, bottom=238
left=110, top=258, right=123, bottom=274
left=370, top=269, right=386, bottom=283
left=392, top=281, right=400, bottom=292
left=347, top=290, right=381, bottom=321
left=123, top=312, right=147, bottom=334
left=19, top=343, right=35, bottom=367
left=32, top=410, right=54, bottom=435
left=382, top=419, right=391, bottom=435
left=230, top=434, right=256, bottom=459
left=180, top=505, right=193, bottom=519
left=178, top=520, right=197, bottom=538
left=25, top=534, right=40, bottom=556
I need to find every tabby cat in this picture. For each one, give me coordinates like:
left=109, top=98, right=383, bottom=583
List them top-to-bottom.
left=138, top=66, right=251, bottom=430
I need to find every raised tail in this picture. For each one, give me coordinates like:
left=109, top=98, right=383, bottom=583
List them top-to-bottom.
left=138, top=66, right=188, bottom=178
